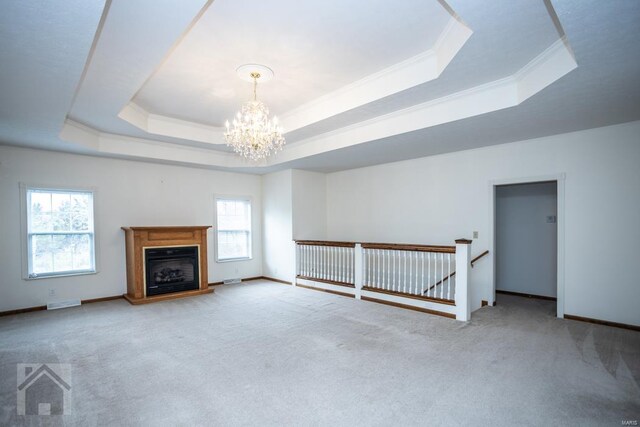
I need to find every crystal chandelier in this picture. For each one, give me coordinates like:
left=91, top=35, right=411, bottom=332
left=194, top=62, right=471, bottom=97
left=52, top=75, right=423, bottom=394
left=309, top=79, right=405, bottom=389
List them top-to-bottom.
left=224, top=69, right=285, bottom=161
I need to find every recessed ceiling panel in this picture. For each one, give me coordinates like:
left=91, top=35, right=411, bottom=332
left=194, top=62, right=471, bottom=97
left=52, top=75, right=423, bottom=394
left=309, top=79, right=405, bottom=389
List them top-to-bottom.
left=133, top=0, right=452, bottom=126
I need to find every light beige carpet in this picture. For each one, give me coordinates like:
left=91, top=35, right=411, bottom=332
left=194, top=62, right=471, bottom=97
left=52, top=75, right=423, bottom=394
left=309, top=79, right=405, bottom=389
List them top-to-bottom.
left=1, top=280, right=639, bottom=425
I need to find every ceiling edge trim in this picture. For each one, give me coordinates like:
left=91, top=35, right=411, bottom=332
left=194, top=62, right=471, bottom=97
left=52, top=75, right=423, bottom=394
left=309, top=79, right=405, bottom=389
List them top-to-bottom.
left=117, top=17, right=471, bottom=144
left=61, top=39, right=576, bottom=170
left=266, top=39, right=577, bottom=166
left=118, top=102, right=225, bottom=145
left=59, top=119, right=254, bottom=168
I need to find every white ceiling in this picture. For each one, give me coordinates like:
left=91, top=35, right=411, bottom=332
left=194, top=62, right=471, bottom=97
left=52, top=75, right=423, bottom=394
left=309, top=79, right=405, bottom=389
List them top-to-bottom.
left=1, top=0, right=639, bottom=173
left=134, top=0, right=452, bottom=127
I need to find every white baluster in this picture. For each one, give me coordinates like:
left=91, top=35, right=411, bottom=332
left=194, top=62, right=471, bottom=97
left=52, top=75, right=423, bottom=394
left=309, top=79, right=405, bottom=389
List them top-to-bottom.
left=314, top=246, right=318, bottom=279
left=328, top=246, right=332, bottom=281
left=330, top=247, right=334, bottom=281
left=333, top=247, right=340, bottom=282
left=336, top=247, right=340, bottom=282
left=338, top=247, right=341, bottom=282
left=344, top=247, right=348, bottom=283
left=351, top=247, right=355, bottom=284
left=363, top=248, right=367, bottom=286
left=369, top=249, right=372, bottom=286
left=370, top=249, right=374, bottom=287
left=376, top=249, right=380, bottom=288
left=382, top=250, right=387, bottom=290
left=384, top=250, right=388, bottom=290
left=393, top=250, right=397, bottom=292
left=400, top=251, right=405, bottom=293
left=410, top=251, right=414, bottom=294
left=421, top=251, right=425, bottom=295
left=416, top=252, right=419, bottom=294
left=428, top=252, right=433, bottom=297
left=440, top=252, right=444, bottom=298
left=447, top=253, right=452, bottom=300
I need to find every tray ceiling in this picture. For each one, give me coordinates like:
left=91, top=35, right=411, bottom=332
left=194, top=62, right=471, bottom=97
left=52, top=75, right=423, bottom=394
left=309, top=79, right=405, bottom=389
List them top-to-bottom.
left=1, top=0, right=639, bottom=173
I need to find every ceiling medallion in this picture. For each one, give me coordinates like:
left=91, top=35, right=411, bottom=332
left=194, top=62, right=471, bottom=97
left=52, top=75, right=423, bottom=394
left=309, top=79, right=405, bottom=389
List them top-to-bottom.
left=224, top=64, right=285, bottom=161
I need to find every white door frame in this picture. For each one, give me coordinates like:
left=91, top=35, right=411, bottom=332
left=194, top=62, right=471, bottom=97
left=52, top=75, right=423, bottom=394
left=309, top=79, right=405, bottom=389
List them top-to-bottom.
left=487, top=174, right=566, bottom=318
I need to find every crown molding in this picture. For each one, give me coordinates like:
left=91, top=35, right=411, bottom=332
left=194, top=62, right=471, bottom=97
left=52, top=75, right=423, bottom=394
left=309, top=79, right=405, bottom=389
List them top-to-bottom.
left=117, top=16, right=472, bottom=144
left=59, top=35, right=576, bottom=170
left=268, top=38, right=576, bottom=165
left=118, top=102, right=226, bottom=145
left=60, top=119, right=248, bottom=168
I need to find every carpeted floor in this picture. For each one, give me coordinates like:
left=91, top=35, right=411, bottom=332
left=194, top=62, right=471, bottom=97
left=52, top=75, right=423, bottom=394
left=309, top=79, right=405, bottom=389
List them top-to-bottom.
left=1, top=280, right=639, bottom=426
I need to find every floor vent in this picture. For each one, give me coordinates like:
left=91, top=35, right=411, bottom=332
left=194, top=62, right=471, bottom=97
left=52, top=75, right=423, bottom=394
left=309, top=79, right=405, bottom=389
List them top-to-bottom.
left=223, top=278, right=241, bottom=285
left=47, top=300, right=81, bottom=310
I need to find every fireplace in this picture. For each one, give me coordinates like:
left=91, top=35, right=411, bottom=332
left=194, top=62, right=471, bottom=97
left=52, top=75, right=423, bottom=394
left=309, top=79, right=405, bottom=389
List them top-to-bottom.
left=121, top=226, right=212, bottom=304
left=145, top=246, right=199, bottom=296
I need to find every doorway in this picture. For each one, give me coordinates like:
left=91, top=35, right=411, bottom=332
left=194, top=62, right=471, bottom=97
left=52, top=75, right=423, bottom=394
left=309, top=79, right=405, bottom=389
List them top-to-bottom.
left=489, top=175, right=565, bottom=318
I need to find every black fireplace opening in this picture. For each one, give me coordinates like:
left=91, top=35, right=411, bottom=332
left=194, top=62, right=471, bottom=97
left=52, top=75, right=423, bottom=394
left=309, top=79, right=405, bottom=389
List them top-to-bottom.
left=145, top=246, right=199, bottom=296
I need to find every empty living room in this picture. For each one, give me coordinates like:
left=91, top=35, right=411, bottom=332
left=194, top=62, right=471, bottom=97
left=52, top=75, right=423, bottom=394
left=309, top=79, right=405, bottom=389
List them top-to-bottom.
left=1, top=0, right=639, bottom=425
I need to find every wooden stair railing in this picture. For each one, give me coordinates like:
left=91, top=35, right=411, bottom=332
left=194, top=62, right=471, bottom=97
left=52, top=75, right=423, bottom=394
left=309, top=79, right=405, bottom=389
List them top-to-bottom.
left=422, top=250, right=489, bottom=294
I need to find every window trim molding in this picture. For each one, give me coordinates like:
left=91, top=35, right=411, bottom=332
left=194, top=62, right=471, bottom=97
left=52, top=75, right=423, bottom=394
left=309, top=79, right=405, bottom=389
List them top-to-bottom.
left=19, top=183, right=100, bottom=280
left=213, top=194, right=253, bottom=263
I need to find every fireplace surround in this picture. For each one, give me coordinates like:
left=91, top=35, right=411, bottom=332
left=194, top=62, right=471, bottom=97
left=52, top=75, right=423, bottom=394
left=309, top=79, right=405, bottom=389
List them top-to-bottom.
left=121, top=226, right=213, bottom=304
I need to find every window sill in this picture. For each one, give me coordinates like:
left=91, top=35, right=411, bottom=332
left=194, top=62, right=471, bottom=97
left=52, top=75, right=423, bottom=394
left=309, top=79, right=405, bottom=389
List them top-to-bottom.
left=216, top=257, right=252, bottom=263
left=24, top=270, right=98, bottom=281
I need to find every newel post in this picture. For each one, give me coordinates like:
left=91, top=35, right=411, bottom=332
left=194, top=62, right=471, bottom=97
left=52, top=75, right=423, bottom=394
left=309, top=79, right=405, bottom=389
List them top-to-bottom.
left=455, top=239, right=472, bottom=321
left=292, top=241, right=298, bottom=287
left=354, top=243, right=363, bottom=299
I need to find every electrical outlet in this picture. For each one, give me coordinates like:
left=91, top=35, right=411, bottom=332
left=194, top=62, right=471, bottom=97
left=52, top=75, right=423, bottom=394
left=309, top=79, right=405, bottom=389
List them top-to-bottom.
left=473, top=231, right=479, bottom=239
left=49, top=289, right=55, bottom=297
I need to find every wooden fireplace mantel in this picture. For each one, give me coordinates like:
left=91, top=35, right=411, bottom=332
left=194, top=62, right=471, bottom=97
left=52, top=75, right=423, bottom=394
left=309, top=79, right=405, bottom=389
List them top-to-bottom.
left=121, top=226, right=213, bottom=305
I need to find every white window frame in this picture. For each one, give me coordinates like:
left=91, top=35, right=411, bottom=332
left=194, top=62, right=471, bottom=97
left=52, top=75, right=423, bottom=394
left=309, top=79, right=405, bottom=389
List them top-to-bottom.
left=20, top=184, right=99, bottom=280
left=214, top=195, right=253, bottom=263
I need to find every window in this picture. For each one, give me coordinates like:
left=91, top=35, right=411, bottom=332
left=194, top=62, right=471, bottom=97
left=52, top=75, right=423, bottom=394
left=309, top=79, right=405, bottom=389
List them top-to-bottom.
left=25, top=187, right=96, bottom=278
left=215, top=197, right=251, bottom=261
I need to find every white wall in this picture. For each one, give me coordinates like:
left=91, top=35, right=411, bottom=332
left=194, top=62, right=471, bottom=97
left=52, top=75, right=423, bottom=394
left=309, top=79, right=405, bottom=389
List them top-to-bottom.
left=326, top=121, right=640, bottom=326
left=0, top=146, right=263, bottom=312
left=261, top=169, right=293, bottom=282
left=292, top=169, right=327, bottom=240
left=496, top=182, right=557, bottom=297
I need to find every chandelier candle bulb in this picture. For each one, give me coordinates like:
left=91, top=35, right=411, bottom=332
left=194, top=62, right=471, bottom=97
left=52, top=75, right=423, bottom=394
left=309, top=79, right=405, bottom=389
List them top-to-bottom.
left=224, top=64, right=286, bottom=161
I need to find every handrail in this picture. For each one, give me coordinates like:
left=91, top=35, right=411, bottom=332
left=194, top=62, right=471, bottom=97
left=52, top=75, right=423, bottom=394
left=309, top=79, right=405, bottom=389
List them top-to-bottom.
left=294, top=240, right=356, bottom=248
left=294, top=240, right=456, bottom=253
left=361, top=243, right=455, bottom=253
left=423, top=250, right=489, bottom=294
left=471, top=250, right=490, bottom=268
